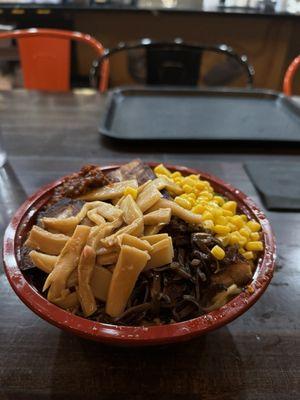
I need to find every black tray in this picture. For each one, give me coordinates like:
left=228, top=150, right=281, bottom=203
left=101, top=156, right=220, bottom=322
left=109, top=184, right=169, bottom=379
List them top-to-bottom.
left=99, top=86, right=300, bottom=143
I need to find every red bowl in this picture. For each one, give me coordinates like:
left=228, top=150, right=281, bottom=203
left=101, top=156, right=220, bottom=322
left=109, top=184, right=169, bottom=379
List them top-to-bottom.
left=3, top=163, right=276, bottom=346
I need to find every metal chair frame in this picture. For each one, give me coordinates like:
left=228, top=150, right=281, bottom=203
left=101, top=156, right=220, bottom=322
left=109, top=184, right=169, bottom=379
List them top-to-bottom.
left=90, top=38, right=254, bottom=89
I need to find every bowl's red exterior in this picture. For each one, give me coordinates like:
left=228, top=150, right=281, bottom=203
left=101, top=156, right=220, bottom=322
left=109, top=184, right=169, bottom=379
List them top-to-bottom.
left=3, top=163, right=276, bottom=346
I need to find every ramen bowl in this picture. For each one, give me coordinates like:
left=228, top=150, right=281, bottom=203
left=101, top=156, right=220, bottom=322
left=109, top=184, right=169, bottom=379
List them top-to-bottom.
left=3, top=163, right=276, bottom=346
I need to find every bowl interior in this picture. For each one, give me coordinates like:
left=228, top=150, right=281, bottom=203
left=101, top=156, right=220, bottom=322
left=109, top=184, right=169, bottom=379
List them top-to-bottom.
left=4, top=163, right=276, bottom=345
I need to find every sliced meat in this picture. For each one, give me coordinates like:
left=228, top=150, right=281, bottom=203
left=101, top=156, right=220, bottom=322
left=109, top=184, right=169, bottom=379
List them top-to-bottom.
left=107, top=159, right=155, bottom=185
left=108, top=159, right=172, bottom=200
left=37, top=198, right=84, bottom=224
left=20, top=246, right=36, bottom=271
left=211, top=262, right=253, bottom=288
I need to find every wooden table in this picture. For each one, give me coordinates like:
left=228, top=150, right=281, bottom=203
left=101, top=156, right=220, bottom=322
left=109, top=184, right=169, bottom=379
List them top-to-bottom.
left=0, top=90, right=299, bottom=400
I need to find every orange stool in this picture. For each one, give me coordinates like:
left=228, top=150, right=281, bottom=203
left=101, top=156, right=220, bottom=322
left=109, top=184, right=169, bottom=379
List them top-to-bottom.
left=0, top=28, right=109, bottom=92
left=283, top=55, right=300, bottom=96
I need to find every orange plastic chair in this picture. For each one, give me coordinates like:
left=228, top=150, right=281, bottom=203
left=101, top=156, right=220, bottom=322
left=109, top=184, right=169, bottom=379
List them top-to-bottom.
left=0, top=28, right=109, bottom=92
left=283, top=55, right=300, bottom=96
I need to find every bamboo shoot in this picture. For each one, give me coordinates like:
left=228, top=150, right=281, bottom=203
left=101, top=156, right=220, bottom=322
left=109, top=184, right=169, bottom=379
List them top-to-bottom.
left=78, top=180, right=138, bottom=201
left=136, top=183, right=162, bottom=213
left=119, top=195, right=143, bottom=225
left=149, top=198, right=202, bottom=225
left=143, top=208, right=171, bottom=225
left=101, top=217, right=144, bottom=247
left=25, top=225, right=69, bottom=255
left=43, top=225, right=90, bottom=299
left=117, top=233, right=153, bottom=252
left=141, top=233, right=169, bottom=245
left=145, top=237, right=174, bottom=270
left=77, top=245, right=97, bottom=317
left=106, top=245, right=150, bottom=317
left=29, top=250, right=57, bottom=274
left=90, top=265, right=112, bottom=302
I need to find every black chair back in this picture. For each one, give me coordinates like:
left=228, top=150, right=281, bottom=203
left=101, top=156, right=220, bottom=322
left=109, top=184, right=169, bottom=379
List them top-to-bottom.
left=90, top=39, right=254, bottom=89
left=146, top=44, right=201, bottom=85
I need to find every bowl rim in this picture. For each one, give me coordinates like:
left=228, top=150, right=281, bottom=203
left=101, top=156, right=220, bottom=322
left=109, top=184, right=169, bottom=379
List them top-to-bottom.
left=3, top=162, right=276, bottom=345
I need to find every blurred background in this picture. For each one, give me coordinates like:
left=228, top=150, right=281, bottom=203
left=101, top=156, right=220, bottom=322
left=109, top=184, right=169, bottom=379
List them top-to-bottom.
left=0, top=0, right=299, bottom=93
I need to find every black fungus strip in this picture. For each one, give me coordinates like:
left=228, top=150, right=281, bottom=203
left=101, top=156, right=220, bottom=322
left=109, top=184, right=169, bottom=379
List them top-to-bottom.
left=114, top=303, right=153, bottom=325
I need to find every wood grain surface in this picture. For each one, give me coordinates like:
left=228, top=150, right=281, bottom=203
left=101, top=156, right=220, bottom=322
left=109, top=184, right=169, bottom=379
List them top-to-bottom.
left=0, top=90, right=299, bottom=400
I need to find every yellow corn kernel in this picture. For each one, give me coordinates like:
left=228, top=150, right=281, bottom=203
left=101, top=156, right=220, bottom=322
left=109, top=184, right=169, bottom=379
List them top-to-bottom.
left=154, top=164, right=172, bottom=177
left=171, top=171, right=182, bottom=179
left=189, top=174, right=200, bottom=180
left=174, top=177, right=183, bottom=184
left=182, top=177, right=195, bottom=187
left=195, top=181, right=206, bottom=191
left=203, top=181, right=213, bottom=189
left=182, top=184, right=193, bottom=194
left=206, top=186, right=214, bottom=194
left=124, top=187, right=138, bottom=200
left=200, top=191, right=213, bottom=200
left=188, top=192, right=196, bottom=200
left=180, top=193, right=189, bottom=199
left=196, top=195, right=208, bottom=203
left=213, top=196, right=225, bottom=206
left=174, top=197, right=192, bottom=210
left=188, top=197, right=196, bottom=207
left=196, top=198, right=207, bottom=206
left=207, top=199, right=217, bottom=205
left=223, top=201, right=237, bottom=214
left=192, top=204, right=205, bottom=214
left=205, top=205, right=215, bottom=213
left=199, top=206, right=207, bottom=213
left=210, top=207, right=223, bottom=217
left=222, top=209, right=233, bottom=217
left=202, top=210, right=214, bottom=221
left=241, top=214, right=248, bottom=222
left=215, top=215, right=227, bottom=225
left=230, top=215, right=245, bottom=229
left=203, top=220, right=214, bottom=230
left=247, top=220, right=261, bottom=232
left=227, top=223, right=237, bottom=232
left=213, top=225, right=230, bottom=235
left=239, top=227, right=251, bottom=238
left=230, top=231, right=246, bottom=246
left=229, top=232, right=240, bottom=245
left=250, top=232, right=260, bottom=241
left=237, top=234, right=247, bottom=246
left=216, top=235, right=230, bottom=247
left=246, top=241, right=263, bottom=251
left=211, top=245, right=225, bottom=260
left=239, top=247, right=245, bottom=254
left=243, top=251, right=254, bottom=260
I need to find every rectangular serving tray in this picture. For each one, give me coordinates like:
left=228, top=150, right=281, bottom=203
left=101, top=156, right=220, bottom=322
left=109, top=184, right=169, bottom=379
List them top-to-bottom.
left=99, top=86, right=300, bottom=143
